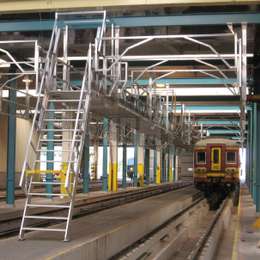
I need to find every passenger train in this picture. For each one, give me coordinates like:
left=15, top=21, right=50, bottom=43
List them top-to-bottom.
left=193, top=138, right=240, bottom=191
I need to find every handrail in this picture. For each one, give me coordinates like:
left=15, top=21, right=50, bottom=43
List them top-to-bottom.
left=19, top=20, right=58, bottom=188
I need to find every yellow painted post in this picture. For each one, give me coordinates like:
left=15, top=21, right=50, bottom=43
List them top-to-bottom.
left=108, top=120, right=118, bottom=192
left=168, top=148, right=173, bottom=182
left=60, top=163, right=73, bottom=195
left=138, top=163, right=144, bottom=186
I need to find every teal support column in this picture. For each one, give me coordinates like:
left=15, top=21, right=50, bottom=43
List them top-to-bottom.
left=6, top=67, right=16, bottom=205
left=46, top=102, right=54, bottom=196
left=252, top=103, right=257, bottom=202
left=255, top=103, right=260, bottom=212
left=250, top=104, right=254, bottom=195
left=246, top=109, right=252, bottom=192
left=102, top=117, right=109, bottom=191
left=133, top=131, right=139, bottom=186
left=82, top=133, right=90, bottom=193
left=122, top=142, right=127, bottom=188
left=172, top=145, right=176, bottom=182
left=145, top=148, right=150, bottom=185
left=153, top=149, right=157, bottom=184
left=161, top=149, right=165, bottom=183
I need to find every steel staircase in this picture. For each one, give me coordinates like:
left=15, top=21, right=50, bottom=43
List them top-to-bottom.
left=18, top=11, right=106, bottom=241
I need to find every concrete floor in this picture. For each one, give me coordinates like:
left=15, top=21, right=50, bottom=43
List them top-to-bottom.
left=0, top=186, right=198, bottom=260
left=215, top=186, right=260, bottom=260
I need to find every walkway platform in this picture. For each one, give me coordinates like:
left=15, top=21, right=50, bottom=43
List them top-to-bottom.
left=0, top=185, right=197, bottom=260
left=216, top=185, right=260, bottom=260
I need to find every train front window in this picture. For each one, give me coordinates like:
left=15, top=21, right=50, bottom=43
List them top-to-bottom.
left=213, top=149, right=219, bottom=164
left=197, top=151, right=206, bottom=164
left=226, top=151, right=236, bottom=163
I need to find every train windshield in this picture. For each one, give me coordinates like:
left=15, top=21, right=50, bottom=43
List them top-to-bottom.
left=197, top=151, right=206, bottom=164
left=226, top=151, right=236, bottom=163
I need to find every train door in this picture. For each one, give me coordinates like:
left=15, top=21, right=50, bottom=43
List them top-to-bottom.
left=211, top=147, right=221, bottom=171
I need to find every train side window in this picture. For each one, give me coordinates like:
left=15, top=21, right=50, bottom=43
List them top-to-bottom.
left=197, top=151, right=206, bottom=164
left=226, top=151, right=236, bottom=163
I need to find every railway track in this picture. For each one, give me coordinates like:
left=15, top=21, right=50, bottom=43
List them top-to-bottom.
left=0, top=182, right=191, bottom=238
left=113, top=191, right=233, bottom=260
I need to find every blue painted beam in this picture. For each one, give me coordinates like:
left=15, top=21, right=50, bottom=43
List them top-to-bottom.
left=1, top=13, right=260, bottom=32
left=135, top=78, right=236, bottom=86
left=173, top=105, right=240, bottom=111
left=196, top=120, right=240, bottom=125
left=208, top=129, right=240, bottom=134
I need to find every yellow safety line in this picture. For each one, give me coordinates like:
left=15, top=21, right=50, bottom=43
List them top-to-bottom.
left=231, top=190, right=241, bottom=260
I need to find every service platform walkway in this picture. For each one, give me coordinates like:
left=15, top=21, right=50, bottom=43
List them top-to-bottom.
left=0, top=185, right=198, bottom=260
left=215, top=185, right=260, bottom=260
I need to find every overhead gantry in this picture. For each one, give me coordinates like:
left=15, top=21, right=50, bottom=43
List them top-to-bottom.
left=0, top=10, right=253, bottom=239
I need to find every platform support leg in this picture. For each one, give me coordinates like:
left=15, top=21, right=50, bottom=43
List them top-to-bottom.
left=6, top=68, right=16, bottom=206
left=46, top=101, right=54, bottom=197
left=252, top=103, right=257, bottom=203
left=255, top=103, right=260, bottom=212
left=249, top=104, right=254, bottom=195
left=246, top=107, right=251, bottom=191
left=102, top=117, right=109, bottom=191
left=108, top=120, right=118, bottom=192
left=133, top=130, right=139, bottom=187
left=82, top=133, right=90, bottom=193
left=136, top=133, right=145, bottom=187
left=156, top=140, right=161, bottom=184
left=122, top=141, right=127, bottom=188
left=168, top=147, right=173, bottom=183
left=145, top=148, right=150, bottom=185
left=161, top=148, right=166, bottom=183
left=153, top=149, right=157, bottom=184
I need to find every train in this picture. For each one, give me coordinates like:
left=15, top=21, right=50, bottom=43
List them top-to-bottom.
left=193, top=137, right=240, bottom=191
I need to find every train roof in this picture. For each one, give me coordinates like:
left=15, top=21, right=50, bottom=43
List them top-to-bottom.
left=194, top=138, right=240, bottom=147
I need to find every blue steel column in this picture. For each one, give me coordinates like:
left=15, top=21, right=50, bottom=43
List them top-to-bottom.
left=6, top=67, right=16, bottom=205
left=46, top=102, right=54, bottom=196
left=252, top=103, right=257, bottom=202
left=255, top=103, right=260, bottom=212
left=249, top=104, right=254, bottom=195
left=246, top=107, right=251, bottom=191
left=102, top=117, right=109, bottom=191
left=133, top=131, right=139, bottom=186
left=82, top=133, right=90, bottom=193
left=122, top=142, right=127, bottom=188
left=145, top=148, right=150, bottom=185
left=153, top=149, right=157, bottom=184
left=161, top=149, right=165, bottom=183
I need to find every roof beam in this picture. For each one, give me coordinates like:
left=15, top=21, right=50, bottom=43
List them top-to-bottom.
left=0, top=0, right=259, bottom=13
left=1, top=12, right=260, bottom=32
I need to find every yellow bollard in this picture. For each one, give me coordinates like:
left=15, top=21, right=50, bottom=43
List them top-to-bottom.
left=59, top=163, right=73, bottom=195
left=109, top=163, right=118, bottom=192
left=138, top=163, right=144, bottom=187
left=156, top=166, right=161, bottom=184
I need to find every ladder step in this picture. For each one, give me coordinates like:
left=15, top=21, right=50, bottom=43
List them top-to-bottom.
left=48, top=99, right=85, bottom=102
left=45, top=109, right=84, bottom=112
left=43, top=119, right=84, bottom=122
left=41, top=129, right=81, bottom=132
left=39, top=139, right=81, bottom=142
left=36, top=149, right=73, bottom=152
left=34, top=160, right=77, bottom=163
left=31, top=182, right=64, bottom=185
left=28, top=192, right=70, bottom=196
left=27, top=204, right=70, bottom=208
left=25, top=215, right=68, bottom=220
left=22, top=227, right=66, bottom=232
